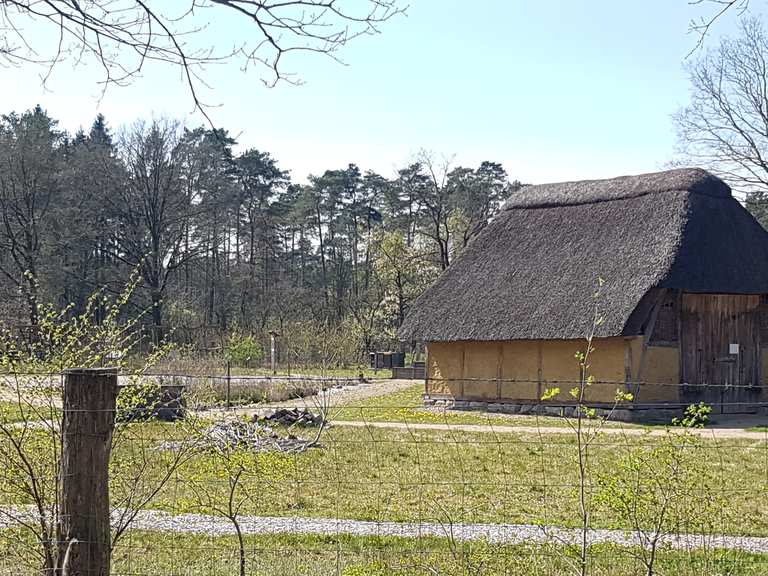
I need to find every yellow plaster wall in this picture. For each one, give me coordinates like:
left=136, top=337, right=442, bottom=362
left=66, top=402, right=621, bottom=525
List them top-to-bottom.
left=426, top=337, right=684, bottom=405
left=628, top=337, right=643, bottom=381
left=539, top=338, right=629, bottom=404
left=500, top=340, right=540, bottom=401
left=426, top=341, right=463, bottom=397
left=462, top=341, right=500, bottom=399
left=635, top=346, right=680, bottom=403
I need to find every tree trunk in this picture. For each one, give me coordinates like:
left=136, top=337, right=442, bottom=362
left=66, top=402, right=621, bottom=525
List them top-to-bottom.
left=24, top=271, right=40, bottom=326
left=151, top=289, right=163, bottom=344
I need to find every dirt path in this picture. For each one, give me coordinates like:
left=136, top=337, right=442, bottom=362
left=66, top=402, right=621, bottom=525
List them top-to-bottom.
left=200, top=378, right=417, bottom=419
left=284, top=378, right=416, bottom=407
left=331, top=419, right=768, bottom=440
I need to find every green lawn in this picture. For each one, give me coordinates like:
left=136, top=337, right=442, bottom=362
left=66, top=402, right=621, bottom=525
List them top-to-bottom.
left=143, top=353, right=392, bottom=380
left=330, top=383, right=647, bottom=429
left=0, top=399, right=58, bottom=424
left=1, top=413, right=762, bottom=537
left=4, top=417, right=764, bottom=535
left=72, top=420, right=768, bottom=538
left=2, top=530, right=767, bottom=575
left=97, top=533, right=768, bottom=576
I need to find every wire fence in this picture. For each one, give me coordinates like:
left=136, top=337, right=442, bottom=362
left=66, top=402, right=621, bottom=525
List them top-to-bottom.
left=1, top=370, right=768, bottom=575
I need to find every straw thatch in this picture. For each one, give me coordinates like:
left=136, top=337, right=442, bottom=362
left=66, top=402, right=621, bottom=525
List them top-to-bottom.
left=398, top=168, right=768, bottom=342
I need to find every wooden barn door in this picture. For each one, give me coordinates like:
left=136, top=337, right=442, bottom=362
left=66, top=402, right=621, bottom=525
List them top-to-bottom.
left=680, top=294, right=761, bottom=413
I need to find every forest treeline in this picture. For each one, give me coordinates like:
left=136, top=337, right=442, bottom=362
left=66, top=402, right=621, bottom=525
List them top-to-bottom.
left=0, top=107, right=521, bottom=358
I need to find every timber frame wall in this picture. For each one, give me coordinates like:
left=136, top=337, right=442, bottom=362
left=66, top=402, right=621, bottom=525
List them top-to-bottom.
left=425, top=289, right=768, bottom=409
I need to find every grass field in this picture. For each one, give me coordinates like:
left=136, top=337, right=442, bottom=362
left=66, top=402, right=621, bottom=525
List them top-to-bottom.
left=145, top=353, right=391, bottom=380
left=224, top=366, right=391, bottom=379
left=2, top=383, right=768, bottom=574
left=330, top=383, right=648, bottom=429
left=0, top=399, right=57, bottom=423
left=2, top=412, right=764, bottom=535
left=48, top=419, right=758, bottom=538
left=2, top=530, right=767, bottom=575
left=109, top=534, right=768, bottom=576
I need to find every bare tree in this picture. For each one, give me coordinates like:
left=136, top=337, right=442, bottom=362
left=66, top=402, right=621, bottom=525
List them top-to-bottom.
left=0, top=1, right=404, bottom=117
left=688, top=1, right=751, bottom=53
left=674, top=17, right=768, bottom=195
left=109, top=120, right=195, bottom=340
left=414, top=151, right=454, bottom=271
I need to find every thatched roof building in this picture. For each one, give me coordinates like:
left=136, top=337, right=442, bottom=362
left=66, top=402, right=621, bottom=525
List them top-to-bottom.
left=400, top=168, right=768, bottom=419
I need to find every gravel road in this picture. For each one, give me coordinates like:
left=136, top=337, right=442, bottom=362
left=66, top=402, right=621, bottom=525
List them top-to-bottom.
left=201, top=377, right=416, bottom=419
left=2, top=506, right=764, bottom=553
left=122, top=510, right=768, bottom=553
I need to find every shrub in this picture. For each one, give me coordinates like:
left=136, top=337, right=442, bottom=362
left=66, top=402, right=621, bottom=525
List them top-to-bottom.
left=225, top=334, right=264, bottom=368
left=116, top=379, right=161, bottom=422
left=672, top=402, right=712, bottom=428
left=596, top=432, right=724, bottom=576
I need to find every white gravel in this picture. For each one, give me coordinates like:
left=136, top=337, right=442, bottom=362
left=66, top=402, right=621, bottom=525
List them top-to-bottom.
left=3, top=506, right=767, bottom=553
left=121, top=510, right=768, bottom=554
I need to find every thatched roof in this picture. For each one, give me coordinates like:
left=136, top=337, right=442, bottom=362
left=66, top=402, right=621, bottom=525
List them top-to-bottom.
left=398, top=168, right=768, bottom=342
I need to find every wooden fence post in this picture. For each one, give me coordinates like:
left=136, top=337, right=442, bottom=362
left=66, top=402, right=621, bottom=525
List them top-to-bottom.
left=269, top=331, right=279, bottom=375
left=226, top=360, right=232, bottom=410
left=59, top=368, right=118, bottom=576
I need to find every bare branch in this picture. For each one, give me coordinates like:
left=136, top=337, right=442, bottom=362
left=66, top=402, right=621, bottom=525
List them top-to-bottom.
left=687, top=0, right=750, bottom=56
left=0, top=1, right=405, bottom=117
left=675, top=16, right=768, bottom=197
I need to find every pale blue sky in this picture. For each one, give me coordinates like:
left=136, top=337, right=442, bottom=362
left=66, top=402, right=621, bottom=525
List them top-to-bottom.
left=0, top=1, right=754, bottom=183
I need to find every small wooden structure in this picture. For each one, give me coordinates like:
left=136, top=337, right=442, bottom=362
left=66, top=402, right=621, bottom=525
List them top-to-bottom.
left=399, top=169, right=768, bottom=417
left=370, top=351, right=405, bottom=370
left=393, top=361, right=426, bottom=380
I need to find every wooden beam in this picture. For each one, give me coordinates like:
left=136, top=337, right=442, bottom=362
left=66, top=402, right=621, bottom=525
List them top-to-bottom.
left=635, top=289, right=668, bottom=393
left=624, top=339, right=633, bottom=384
left=496, top=341, right=503, bottom=400
left=537, top=341, right=543, bottom=402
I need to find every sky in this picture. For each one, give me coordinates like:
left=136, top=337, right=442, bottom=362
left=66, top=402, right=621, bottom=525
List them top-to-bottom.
left=0, top=1, right=755, bottom=184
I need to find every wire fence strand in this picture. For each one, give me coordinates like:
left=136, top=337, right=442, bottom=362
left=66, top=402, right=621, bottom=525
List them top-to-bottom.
left=0, top=371, right=768, bottom=575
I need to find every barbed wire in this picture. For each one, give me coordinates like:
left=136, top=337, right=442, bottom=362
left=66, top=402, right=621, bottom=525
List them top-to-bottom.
left=1, top=371, right=768, bottom=574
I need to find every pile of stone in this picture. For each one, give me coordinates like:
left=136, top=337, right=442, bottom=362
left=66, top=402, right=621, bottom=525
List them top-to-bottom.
left=256, top=408, right=324, bottom=427
left=203, top=420, right=317, bottom=454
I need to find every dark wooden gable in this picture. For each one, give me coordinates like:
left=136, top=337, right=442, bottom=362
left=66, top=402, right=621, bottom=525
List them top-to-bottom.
left=680, top=293, right=761, bottom=413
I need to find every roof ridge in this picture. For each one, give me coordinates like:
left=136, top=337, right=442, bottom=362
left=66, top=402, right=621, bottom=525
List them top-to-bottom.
left=503, top=168, right=730, bottom=210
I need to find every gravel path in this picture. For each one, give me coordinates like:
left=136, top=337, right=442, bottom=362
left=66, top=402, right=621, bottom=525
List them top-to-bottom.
left=201, top=378, right=417, bottom=419
left=280, top=378, right=417, bottom=408
left=332, top=419, right=768, bottom=440
left=2, top=506, right=767, bottom=552
left=122, top=510, right=768, bottom=553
